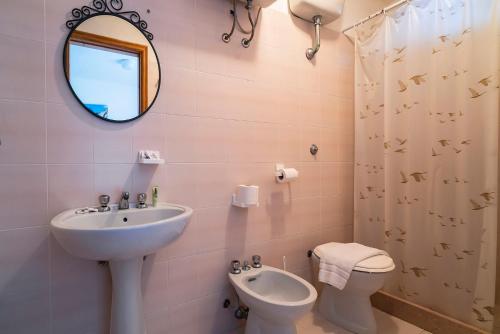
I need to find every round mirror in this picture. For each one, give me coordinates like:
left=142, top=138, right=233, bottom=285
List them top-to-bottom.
left=63, top=14, right=161, bottom=122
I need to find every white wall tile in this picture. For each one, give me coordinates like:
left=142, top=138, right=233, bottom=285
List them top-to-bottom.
left=0, top=0, right=44, bottom=41
left=0, top=34, right=44, bottom=101
left=0, top=101, right=45, bottom=164
left=47, top=103, right=94, bottom=164
left=48, top=164, right=94, bottom=218
left=0, top=165, right=47, bottom=229
left=0, top=227, right=51, bottom=334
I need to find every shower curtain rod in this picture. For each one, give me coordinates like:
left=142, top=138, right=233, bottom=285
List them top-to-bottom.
left=342, top=0, right=409, bottom=34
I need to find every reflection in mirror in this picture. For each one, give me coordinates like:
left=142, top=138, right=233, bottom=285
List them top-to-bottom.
left=64, top=15, right=160, bottom=122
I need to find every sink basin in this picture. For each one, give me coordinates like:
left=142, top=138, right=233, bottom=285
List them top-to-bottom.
left=50, top=202, right=193, bottom=334
left=51, top=203, right=192, bottom=260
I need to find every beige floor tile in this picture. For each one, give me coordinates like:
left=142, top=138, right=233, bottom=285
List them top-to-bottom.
left=229, top=307, right=426, bottom=334
left=373, top=309, right=423, bottom=334
left=297, top=311, right=352, bottom=334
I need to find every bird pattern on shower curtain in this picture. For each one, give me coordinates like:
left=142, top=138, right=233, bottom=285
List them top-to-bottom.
left=353, top=0, right=499, bottom=331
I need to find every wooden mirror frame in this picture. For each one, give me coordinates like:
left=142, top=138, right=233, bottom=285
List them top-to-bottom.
left=65, top=30, right=149, bottom=114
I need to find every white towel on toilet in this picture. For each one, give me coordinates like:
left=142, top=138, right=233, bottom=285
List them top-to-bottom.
left=318, top=243, right=388, bottom=290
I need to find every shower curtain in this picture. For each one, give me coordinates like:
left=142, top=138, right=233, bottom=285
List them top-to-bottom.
left=354, top=0, right=499, bottom=330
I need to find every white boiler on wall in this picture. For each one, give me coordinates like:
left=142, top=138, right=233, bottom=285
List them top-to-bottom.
left=234, top=0, right=276, bottom=7
left=288, top=0, right=345, bottom=59
left=289, top=0, right=345, bottom=23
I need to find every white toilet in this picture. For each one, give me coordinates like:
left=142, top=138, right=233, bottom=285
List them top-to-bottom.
left=312, top=242, right=395, bottom=334
left=229, top=265, right=317, bottom=334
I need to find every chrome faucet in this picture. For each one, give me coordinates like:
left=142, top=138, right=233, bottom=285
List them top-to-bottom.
left=118, top=192, right=130, bottom=210
left=137, top=193, right=147, bottom=209
left=98, top=195, right=111, bottom=212
left=251, top=255, right=262, bottom=268
left=230, top=260, right=241, bottom=274
left=242, top=260, right=251, bottom=271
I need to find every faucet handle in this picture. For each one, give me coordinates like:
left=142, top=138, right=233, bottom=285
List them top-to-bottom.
left=122, top=192, right=130, bottom=200
left=137, top=193, right=147, bottom=209
left=137, top=193, right=146, bottom=202
left=99, top=194, right=110, bottom=206
left=98, top=195, right=111, bottom=212
left=251, top=255, right=262, bottom=268
left=230, top=260, right=241, bottom=274
left=242, top=260, right=251, bottom=271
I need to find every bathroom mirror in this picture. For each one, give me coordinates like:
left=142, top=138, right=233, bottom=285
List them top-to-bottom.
left=63, top=1, right=161, bottom=123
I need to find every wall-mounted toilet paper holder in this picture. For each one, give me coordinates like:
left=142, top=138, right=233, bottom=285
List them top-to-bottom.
left=275, top=163, right=299, bottom=183
left=232, top=185, right=259, bottom=208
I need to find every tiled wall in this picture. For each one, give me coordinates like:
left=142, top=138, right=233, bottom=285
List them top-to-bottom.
left=0, top=0, right=354, bottom=333
left=497, top=26, right=500, bottom=322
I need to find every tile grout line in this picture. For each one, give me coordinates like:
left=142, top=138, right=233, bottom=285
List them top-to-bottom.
left=42, top=0, right=54, bottom=333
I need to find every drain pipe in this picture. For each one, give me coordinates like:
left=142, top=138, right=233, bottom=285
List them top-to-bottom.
left=306, top=15, right=322, bottom=60
left=224, top=288, right=249, bottom=320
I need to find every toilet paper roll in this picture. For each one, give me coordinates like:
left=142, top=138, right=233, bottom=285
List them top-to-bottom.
left=276, top=168, right=299, bottom=183
left=232, top=185, right=259, bottom=207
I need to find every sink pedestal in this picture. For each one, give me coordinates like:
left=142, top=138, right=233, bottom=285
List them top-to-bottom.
left=109, top=258, right=145, bottom=334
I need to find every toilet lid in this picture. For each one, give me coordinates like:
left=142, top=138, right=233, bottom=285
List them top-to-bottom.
left=313, top=242, right=395, bottom=273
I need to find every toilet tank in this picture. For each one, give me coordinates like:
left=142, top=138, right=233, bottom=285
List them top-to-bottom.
left=288, top=0, right=345, bottom=24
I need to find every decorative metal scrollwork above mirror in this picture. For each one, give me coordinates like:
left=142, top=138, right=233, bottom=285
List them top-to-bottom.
left=63, top=0, right=161, bottom=123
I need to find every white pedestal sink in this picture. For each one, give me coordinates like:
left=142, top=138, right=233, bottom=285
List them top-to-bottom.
left=50, top=203, right=193, bottom=334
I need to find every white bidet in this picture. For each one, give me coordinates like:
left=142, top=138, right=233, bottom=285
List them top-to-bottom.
left=229, top=265, right=317, bottom=334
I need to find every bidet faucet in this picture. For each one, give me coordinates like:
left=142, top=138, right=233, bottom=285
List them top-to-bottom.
left=118, top=192, right=130, bottom=210
left=251, top=255, right=262, bottom=268
left=230, top=260, right=241, bottom=274
left=242, top=260, right=251, bottom=271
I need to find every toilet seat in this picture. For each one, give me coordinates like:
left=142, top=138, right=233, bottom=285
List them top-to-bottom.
left=313, top=242, right=395, bottom=273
